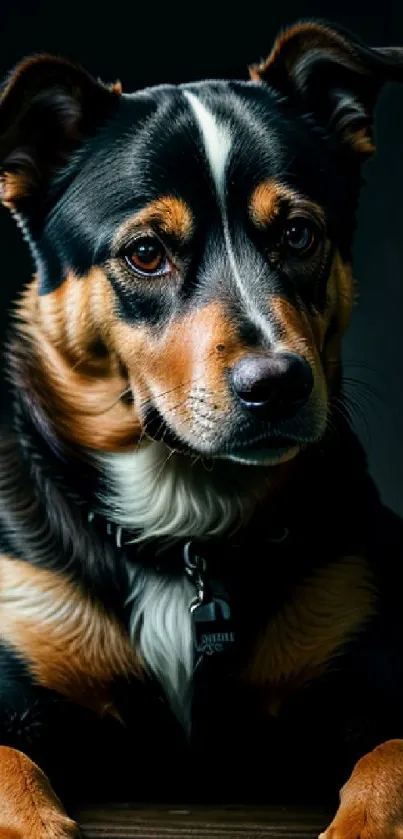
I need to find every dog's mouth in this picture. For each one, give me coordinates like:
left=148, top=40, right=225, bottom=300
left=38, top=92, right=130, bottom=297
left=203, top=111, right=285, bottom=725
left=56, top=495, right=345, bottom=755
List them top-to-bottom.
left=143, top=406, right=301, bottom=466
left=221, top=437, right=300, bottom=466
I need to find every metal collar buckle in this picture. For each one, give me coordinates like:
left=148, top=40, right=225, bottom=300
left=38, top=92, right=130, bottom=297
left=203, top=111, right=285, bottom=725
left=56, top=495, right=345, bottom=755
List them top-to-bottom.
left=183, top=541, right=208, bottom=611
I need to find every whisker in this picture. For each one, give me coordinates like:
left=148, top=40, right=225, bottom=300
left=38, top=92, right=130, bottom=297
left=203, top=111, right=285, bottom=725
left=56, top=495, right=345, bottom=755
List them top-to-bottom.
left=138, top=348, right=218, bottom=407
left=343, top=376, right=382, bottom=403
left=72, top=386, right=133, bottom=417
left=103, top=386, right=132, bottom=411
left=336, top=391, right=373, bottom=448
left=131, top=425, right=148, bottom=453
left=153, top=446, right=177, bottom=483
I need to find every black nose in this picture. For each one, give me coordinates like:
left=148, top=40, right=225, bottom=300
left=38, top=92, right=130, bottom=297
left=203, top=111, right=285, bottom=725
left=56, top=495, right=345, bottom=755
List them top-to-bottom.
left=231, top=352, right=314, bottom=421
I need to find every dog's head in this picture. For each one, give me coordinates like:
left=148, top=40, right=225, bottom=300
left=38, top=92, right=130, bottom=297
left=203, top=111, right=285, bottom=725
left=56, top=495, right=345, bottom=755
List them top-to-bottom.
left=1, top=20, right=402, bottom=468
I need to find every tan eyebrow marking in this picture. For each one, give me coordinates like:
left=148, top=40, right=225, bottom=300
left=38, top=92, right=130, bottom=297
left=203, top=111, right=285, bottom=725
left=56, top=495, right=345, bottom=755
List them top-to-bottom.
left=249, top=179, right=326, bottom=229
left=115, top=196, right=194, bottom=247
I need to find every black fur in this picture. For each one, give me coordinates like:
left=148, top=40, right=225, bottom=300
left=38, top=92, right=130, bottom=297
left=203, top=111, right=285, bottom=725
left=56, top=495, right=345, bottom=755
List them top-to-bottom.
left=1, top=17, right=403, bottom=818
left=2, top=393, right=403, bottom=806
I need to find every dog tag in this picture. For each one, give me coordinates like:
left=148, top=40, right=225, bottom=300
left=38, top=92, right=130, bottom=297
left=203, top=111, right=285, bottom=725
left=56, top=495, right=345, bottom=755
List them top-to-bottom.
left=184, top=541, right=236, bottom=670
left=191, top=594, right=236, bottom=666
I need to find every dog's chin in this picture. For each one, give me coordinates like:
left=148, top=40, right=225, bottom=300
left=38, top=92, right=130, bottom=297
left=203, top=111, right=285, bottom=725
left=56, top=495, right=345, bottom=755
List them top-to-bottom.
left=142, top=405, right=305, bottom=467
left=147, top=429, right=300, bottom=467
left=217, top=443, right=301, bottom=467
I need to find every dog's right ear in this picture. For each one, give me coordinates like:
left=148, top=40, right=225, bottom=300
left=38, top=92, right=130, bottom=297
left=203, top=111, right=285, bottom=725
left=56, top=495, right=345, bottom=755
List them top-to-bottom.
left=250, top=20, right=403, bottom=160
left=0, top=54, right=121, bottom=209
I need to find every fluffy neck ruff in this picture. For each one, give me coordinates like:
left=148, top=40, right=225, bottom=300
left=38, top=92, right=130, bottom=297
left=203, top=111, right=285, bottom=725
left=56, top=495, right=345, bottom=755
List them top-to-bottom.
left=97, top=440, right=272, bottom=545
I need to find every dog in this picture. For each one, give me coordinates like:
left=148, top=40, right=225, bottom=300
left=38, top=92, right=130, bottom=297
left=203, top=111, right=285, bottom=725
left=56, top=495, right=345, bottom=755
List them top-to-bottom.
left=1, top=16, right=403, bottom=838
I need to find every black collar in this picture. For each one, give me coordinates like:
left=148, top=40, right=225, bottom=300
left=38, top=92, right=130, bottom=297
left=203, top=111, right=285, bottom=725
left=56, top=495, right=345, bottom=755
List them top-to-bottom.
left=85, top=506, right=291, bottom=576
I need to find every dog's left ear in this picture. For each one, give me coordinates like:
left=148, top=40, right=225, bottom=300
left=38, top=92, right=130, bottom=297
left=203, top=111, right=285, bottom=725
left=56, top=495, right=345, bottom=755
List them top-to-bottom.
left=250, top=20, right=403, bottom=159
left=0, top=54, right=121, bottom=209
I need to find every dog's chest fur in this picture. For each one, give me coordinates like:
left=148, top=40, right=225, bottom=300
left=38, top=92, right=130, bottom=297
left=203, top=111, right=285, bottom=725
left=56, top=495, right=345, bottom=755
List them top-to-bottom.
left=0, top=430, right=377, bottom=735
left=99, top=440, right=263, bottom=730
left=84, top=444, right=378, bottom=728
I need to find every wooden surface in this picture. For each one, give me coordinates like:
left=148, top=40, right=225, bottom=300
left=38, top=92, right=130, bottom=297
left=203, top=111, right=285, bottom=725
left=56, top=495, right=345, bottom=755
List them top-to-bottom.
left=74, top=805, right=331, bottom=838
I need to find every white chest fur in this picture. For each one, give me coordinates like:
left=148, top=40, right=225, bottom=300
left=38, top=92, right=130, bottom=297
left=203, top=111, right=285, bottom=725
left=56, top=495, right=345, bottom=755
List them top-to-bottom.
left=97, top=441, right=266, bottom=729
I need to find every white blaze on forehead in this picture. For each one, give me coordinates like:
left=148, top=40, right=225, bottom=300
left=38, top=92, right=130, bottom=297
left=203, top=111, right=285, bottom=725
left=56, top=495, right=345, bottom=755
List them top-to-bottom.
left=183, top=89, right=276, bottom=346
left=183, top=90, right=232, bottom=202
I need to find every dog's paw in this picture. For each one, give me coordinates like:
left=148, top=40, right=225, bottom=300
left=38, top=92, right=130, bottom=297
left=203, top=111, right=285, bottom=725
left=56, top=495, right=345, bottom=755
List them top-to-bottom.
left=319, top=740, right=403, bottom=839
left=0, top=746, right=81, bottom=838
left=0, top=817, right=79, bottom=839
left=319, top=821, right=403, bottom=839
left=0, top=822, right=79, bottom=839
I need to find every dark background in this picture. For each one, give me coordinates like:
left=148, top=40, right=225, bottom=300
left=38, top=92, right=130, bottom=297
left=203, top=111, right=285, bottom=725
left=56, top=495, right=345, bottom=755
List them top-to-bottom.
left=1, top=1, right=403, bottom=515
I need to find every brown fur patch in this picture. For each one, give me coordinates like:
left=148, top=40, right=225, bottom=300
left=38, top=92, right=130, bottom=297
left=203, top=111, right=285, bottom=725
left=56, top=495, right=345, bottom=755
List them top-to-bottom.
left=249, top=21, right=349, bottom=80
left=0, top=54, right=119, bottom=208
left=110, top=80, right=122, bottom=95
left=345, top=126, right=376, bottom=156
left=0, top=170, right=36, bottom=207
left=249, top=180, right=325, bottom=230
left=249, top=181, right=291, bottom=227
left=115, top=196, right=193, bottom=245
left=271, top=250, right=354, bottom=397
left=11, top=251, right=352, bottom=456
left=320, top=253, right=354, bottom=383
left=13, top=271, right=144, bottom=451
left=12, top=275, right=249, bottom=453
left=270, top=295, right=318, bottom=364
left=269, top=296, right=328, bottom=421
left=110, top=300, right=249, bottom=449
left=244, top=555, right=376, bottom=714
left=0, top=556, right=141, bottom=715
left=320, top=740, right=403, bottom=838
left=0, top=746, right=79, bottom=838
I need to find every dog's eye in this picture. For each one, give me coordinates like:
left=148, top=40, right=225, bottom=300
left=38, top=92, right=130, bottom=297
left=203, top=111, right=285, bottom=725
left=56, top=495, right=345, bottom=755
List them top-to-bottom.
left=283, top=219, right=317, bottom=256
left=124, top=237, right=170, bottom=276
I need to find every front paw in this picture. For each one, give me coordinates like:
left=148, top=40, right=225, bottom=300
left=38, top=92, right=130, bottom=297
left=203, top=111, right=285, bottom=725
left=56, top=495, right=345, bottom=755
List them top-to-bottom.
left=319, top=740, right=403, bottom=839
left=0, top=746, right=80, bottom=838
left=0, top=820, right=79, bottom=839
left=320, top=820, right=403, bottom=839
left=320, top=822, right=403, bottom=839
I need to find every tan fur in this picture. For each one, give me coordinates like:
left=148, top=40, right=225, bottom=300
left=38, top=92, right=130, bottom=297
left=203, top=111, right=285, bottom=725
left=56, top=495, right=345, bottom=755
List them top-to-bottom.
left=249, top=21, right=350, bottom=79
left=110, top=80, right=122, bottom=95
left=345, top=126, right=376, bottom=156
left=0, top=170, right=35, bottom=207
left=249, top=179, right=325, bottom=229
left=249, top=179, right=337, bottom=405
left=249, top=181, right=291, bottom=227
left=114, top=195, right=193, bottom=245
left=11, top=219, right=353, bottom=459
left=270, top=248, right=353, bottom=401
left=333, top=252, right=355, bottom=335
left=321, top=253, right=354, bottom=382
left=14, top=254, right=351, bottom=455
left=34, top=271, right=114, bottom=367
left=14, top=272, right=143, bottom=451
left=16, top=275, right=256, bottom=453
left=269, top=295, right=328, bottom=427
left=270, top=295, right=318, bottom=363
left=110, top=299, right=252, bottom=443
left=0, top=556, right=141, bottom=715
left=244, top=556, right=376, bottom=713
left=320, top=740, right=403, bottom=838
left=0, top=746, right=79, bottom=838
